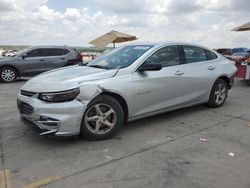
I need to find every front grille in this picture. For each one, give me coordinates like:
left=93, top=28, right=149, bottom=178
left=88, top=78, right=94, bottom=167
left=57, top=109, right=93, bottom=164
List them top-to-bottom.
left=20, top=90, right=37, bottom=97
left=18, top=101, right=33, bottom=115
left=22, top=103, right=33, bottom=115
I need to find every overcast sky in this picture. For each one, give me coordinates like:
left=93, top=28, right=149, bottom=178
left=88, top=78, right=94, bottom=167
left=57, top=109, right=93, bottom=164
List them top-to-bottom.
left=0, top=0, right=249, bottom=48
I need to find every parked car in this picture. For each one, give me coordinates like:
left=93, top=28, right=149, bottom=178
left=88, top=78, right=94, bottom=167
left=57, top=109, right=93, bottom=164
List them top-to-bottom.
left=17, top=43, right=237, bottom=140
left=0, top=46, right=82, bottom=82
left=232, top=47, right=248, bottom=53
left=215, top=48, right=233, bottom=60
left=216, top=48, right=232, bottom=56
left=0, top=50, right=5, bottom=56
left=1, top=50, right=18, bottom=57
left=1, top=50, right=8, bottom=57
left=5, top=50, right=18, bottom=57
left=234, top=51, right=250, bottom=86
left=230, top=52, right=249, bottom=63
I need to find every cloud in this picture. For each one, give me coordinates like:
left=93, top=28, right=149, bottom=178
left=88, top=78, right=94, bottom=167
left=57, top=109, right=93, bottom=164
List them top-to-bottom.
left=0, top=0, right=249, bottom=48
left=0, top=0, right=15, bottom=12
left=94, top=0, right=146, bottom=14
left=167, top=0, right=203, bottom=14
left=203, top=0, right=250, bottom=12
left=231, top=0, right=250, bottom=12
left=32, top=5, right=62, bottom=23
left=64, top=8, right=81, bottom=21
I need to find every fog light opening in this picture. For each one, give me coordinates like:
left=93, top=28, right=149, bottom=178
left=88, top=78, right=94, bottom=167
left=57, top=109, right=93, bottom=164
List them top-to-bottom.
left=37, top=116, right=60, bottom=126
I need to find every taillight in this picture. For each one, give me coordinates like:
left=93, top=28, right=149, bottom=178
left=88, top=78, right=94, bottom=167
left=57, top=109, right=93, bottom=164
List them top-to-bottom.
left=76, top=53, right=82, bottom=60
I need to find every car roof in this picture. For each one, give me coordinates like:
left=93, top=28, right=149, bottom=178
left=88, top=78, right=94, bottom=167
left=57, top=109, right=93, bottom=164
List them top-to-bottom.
left=125, top=42, right=214, bottom=51
left=27, top=46, right=74, bottom=50
left=216, top=48, right=231, bottom=50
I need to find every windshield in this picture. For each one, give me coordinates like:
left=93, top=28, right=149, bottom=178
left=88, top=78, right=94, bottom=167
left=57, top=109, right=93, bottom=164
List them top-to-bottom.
left=87, top=45, right=153, bottom=69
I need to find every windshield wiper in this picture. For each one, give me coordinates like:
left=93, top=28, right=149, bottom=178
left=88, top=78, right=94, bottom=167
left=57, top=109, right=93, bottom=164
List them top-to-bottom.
left=88, top=65, right=109, bottom=69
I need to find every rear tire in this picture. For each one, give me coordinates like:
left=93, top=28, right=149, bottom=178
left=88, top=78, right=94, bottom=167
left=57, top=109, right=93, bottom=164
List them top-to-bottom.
left=0, top=67, right=18, bottom=83
left=207, top=79, right=228, bottom=108
left=244, top=80, right=250, bottom=86
left=80, top=95, right=124, bottom=141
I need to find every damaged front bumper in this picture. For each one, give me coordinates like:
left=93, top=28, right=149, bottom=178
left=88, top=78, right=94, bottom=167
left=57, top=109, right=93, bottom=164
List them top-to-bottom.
left=17, top=93, right=87, bottom=137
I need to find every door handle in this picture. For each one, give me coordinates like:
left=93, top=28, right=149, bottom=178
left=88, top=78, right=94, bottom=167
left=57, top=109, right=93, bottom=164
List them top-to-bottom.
left=61, top=57, right=66, bottom=60
left=40, top=59, right=45, bottom=61
left=208, top=66, right=215, bottom=70
left=175, top=71, right=184, bottom=75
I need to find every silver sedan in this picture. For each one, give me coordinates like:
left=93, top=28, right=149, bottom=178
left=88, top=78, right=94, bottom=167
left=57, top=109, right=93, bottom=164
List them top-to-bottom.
left=17, top=42, right=237, bottom=140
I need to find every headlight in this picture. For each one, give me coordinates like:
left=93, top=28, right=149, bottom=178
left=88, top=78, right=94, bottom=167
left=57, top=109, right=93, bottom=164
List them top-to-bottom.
left=38, top=88, right=80, bottom=103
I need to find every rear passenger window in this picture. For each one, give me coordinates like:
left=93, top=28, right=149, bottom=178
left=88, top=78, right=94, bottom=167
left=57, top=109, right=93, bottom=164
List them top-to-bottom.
left=145, top=46, right=180, bottom=67
left=183, top=46, right=207, bottom=63
left=47, top=48, right=69, bottom=56
left=206, top=50, right=218, bottom=60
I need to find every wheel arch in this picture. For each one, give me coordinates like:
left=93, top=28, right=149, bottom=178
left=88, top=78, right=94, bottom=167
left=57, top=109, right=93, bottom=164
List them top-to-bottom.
left=0, top=65, right=20, bottom=77
left=216, top=75, right=231, bottom=89
left=99, top=91, right=129, bottom=122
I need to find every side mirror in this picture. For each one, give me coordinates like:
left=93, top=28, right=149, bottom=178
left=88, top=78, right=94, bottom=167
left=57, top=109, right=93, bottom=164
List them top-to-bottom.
left=21, top=53, right=27, bottom=59
left=138, top=63, right=162, bottom=72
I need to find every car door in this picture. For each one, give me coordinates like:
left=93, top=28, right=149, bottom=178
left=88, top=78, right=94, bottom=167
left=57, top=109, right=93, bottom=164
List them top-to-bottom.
left=131, top=45, right=193, bottom=117
left=179, top=45, right=218, bottom=102
left=19, top=48, right=47, bottom=76
left=45, top=48, right=69, bottom=70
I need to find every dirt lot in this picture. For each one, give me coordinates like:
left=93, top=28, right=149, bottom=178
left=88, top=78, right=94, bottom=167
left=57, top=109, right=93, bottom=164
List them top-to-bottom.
left=0, top=79, right=250, bottom=188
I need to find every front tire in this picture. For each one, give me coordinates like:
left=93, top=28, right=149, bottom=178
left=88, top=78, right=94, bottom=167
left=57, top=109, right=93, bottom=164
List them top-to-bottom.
left=0, top=67, right=18, bottom=83
left=207, top=79, right=228, bottom=108
left=80, top=95, right=124, bottom=140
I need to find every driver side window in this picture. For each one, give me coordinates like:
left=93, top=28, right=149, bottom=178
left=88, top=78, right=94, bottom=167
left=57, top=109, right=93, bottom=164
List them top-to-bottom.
left=145, top=46, right=180, bottom=67
left=26, top=49, right=46, bottom=58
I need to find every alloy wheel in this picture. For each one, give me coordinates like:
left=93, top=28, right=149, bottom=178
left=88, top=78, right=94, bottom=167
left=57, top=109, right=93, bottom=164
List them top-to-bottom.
left=1, top=69, right=16, bottom=82
left=214, top=83, right=227, bottom=105
left=85, top=103, right=117, bottom=134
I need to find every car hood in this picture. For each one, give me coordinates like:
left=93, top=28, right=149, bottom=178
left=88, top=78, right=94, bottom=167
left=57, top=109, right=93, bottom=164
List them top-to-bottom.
left=0, top=56, right=18, bottom=62
left=21, top=66, right=118, bottom=92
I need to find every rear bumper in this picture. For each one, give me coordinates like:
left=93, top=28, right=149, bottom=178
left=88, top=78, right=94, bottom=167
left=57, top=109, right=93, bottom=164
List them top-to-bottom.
left=235, top=63, right=250, bottom=80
